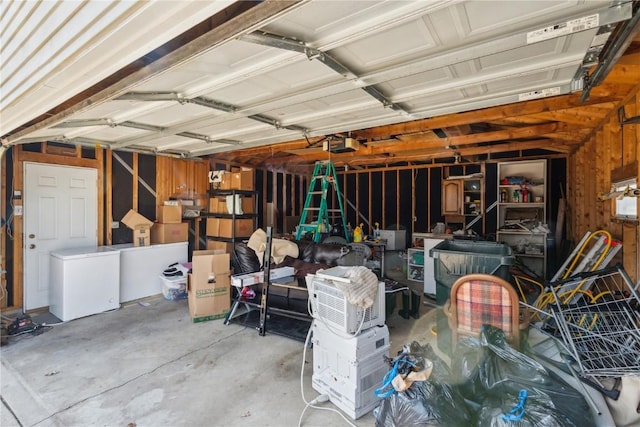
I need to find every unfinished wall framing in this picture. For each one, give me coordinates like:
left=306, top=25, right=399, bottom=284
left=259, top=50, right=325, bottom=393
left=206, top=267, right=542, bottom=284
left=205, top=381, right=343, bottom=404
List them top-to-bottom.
left=569, top=89, right=640, bottom=283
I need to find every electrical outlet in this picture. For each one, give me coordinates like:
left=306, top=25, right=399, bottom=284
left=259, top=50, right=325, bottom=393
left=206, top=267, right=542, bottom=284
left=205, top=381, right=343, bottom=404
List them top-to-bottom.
left=14, top=205, right=23, bottom=216
left=111, top=221, right=120, bottom=229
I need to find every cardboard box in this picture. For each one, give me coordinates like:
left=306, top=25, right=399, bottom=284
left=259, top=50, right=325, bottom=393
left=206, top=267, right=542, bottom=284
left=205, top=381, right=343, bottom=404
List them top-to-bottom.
left=230, top=168, right=254, bottom=190
left=219, top=171, right=232, bottom=190
left=208, top=196, right=254, bottom=214
left=242, top=196, right=254, bottom=214
left=208, top=197, right=222, bottom=213
left=158, top=205, right=182, bottom=223
left=121, top=209, right=154, bottom=246
left=122, top=209, right=154, bottom=229
left=206, top=218, right=254, bottom=238
left=206, top=218, right=219, bottom=236
left=219, top=218, right=254, bottom=238
left=151, top=222, right=188, bottom=244
left=133, top=226, right=151, bottom=247
left=206, top=240, right=234, bottom=253
left=188, top=250, right=231, bottom=322
left=192, top=250, right=230, bottom=276
left=270, top=266, right=295, bottom=280
left=231, top=271, right=264, bottom=287
left=187, top=272, right=230, bottom=323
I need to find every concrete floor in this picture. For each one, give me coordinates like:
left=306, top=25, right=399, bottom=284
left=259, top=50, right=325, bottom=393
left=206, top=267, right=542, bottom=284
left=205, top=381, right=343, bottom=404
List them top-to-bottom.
left=1, top=289, right=439, bottom=427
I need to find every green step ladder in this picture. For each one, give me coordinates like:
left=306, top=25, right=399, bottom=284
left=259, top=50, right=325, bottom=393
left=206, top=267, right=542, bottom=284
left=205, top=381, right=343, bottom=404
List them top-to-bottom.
left=296, top=161, right=350, bottom=243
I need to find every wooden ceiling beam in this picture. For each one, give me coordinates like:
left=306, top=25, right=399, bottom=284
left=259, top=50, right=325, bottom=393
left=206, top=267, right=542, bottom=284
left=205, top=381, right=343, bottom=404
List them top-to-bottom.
left=351, top=95, right=620, bottom=139
left=385, top=122, right=584, bottom=149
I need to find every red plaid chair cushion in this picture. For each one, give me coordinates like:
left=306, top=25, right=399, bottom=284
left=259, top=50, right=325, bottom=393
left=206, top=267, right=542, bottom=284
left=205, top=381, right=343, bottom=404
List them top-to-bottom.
left=455, top=279, right=514, bottom=335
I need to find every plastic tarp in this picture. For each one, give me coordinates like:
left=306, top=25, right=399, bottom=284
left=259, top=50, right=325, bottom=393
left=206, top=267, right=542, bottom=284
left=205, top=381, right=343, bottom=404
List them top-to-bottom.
left=375, top=326, right=594, bottom=427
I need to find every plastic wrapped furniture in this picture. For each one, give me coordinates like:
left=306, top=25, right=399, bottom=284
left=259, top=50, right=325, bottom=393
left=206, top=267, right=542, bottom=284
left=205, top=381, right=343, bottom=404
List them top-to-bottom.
left=444, top=273, right=528, bottom=350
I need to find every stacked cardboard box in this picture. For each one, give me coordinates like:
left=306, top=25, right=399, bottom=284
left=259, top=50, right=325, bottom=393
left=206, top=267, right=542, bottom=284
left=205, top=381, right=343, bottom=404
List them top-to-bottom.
left=214, top=167, right=254, bottom=191
left=208, top=195, right=254, bottom=214
left=151, top=201, right=188, bottom=244
left=121, top=210, right=154, bottom=246
left=188, top=251, right=231, bottom=322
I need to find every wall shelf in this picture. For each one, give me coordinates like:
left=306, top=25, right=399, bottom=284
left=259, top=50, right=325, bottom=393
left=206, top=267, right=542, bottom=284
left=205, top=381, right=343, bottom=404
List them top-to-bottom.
left=497, top=159, right=548, bottom=279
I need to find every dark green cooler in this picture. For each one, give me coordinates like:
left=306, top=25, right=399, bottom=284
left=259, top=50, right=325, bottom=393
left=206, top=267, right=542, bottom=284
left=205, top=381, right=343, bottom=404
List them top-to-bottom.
left=430, top=240, right=515, bottom=305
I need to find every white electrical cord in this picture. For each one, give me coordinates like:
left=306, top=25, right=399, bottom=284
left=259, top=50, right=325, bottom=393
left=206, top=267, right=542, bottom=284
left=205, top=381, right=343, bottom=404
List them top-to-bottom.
left=298, top=321, right=358, bottom=427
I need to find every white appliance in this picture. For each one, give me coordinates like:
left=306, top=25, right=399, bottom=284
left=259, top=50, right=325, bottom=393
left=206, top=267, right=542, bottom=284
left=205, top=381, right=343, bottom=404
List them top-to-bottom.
left=378, top=230, right=406, bottom=250
left=422, top=235, right=450, bottom=296
left=111, top=242, right=188, bottom=303
left=50, top=246, right=121, bottom=321
left=309, top=267, right=385, bottom=335
left=312, top=320, right=390, bottom=419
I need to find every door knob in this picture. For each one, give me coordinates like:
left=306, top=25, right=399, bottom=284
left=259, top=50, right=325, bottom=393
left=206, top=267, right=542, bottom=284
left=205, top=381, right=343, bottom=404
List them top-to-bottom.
left=29, top=244, right=36, bottom=249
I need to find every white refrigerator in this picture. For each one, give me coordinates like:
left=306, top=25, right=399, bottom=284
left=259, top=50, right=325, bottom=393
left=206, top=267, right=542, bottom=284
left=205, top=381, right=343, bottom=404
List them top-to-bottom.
left=111, top=242, right=188, bottom=303
left=50, top=246, right=121, bottom=321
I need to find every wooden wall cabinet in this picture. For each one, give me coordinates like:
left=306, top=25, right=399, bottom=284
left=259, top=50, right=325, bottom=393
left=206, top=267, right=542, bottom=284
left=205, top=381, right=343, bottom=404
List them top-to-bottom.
left=442, top=177, right=483, bottom=231
left=442, top=180, right=462, bottom=215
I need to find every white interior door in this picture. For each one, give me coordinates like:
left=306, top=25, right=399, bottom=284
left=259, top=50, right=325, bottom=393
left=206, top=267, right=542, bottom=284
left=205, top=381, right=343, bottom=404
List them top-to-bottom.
left=24, top=163, right=98, bottom=311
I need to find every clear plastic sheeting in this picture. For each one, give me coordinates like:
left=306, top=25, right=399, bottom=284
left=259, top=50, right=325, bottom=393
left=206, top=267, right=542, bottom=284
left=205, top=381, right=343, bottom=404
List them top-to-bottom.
left=374, top=326, right=594, bottom=427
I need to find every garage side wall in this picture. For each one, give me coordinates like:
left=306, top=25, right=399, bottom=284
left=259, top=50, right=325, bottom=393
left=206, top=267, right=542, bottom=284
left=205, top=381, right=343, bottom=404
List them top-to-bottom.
left=568, top=92, right=640, bottom=283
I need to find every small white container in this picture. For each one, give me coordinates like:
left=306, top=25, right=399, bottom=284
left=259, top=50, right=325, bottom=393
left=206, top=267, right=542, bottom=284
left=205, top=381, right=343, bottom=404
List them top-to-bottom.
left=160, top=275, right=187, bottom=301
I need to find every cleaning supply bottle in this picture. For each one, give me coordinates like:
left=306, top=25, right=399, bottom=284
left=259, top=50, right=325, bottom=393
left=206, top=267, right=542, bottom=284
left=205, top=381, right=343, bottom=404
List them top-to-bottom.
left=374, top=222, right=381, bottom=241
left=353, top=223, right=363, bottom=242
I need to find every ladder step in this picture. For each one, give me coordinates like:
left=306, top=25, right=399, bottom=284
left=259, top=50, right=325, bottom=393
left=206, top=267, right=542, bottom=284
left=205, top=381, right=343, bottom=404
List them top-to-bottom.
left=308, top=191, right=324, bottom=195
left=304, top=208, right=320, bottom=211
left=298, top=224, right=319, bottom=230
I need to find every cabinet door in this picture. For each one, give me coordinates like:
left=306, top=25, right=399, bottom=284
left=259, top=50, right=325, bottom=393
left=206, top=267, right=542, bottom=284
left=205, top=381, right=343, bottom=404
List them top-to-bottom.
left=442, top=180, right=462, bottom=215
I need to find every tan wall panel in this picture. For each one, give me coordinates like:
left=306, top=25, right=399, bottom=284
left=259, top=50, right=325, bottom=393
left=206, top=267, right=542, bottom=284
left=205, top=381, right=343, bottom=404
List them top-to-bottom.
left=568, top=93, right=640, bottom=283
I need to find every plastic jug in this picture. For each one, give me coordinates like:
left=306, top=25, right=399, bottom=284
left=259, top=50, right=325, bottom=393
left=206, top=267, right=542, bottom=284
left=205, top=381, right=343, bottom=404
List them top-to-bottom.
left=353, top=224, right=363, bottom=242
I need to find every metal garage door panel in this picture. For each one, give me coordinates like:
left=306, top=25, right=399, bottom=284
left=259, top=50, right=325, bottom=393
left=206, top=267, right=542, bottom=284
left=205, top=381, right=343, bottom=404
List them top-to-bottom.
left=1, top=0, right=233, bottom=135
left=133, top=104, right=214, bottom=127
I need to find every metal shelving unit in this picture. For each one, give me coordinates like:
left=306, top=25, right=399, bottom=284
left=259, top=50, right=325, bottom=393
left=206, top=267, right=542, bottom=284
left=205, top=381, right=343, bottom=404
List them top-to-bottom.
left=497, top=159, right=548, bottom=279
left=407, top=248, right=424, bottom=282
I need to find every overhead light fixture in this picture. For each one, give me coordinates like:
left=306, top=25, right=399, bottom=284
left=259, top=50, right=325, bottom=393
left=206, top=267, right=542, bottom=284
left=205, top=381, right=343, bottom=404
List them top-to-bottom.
left=323, top=137, right=359, bottom=153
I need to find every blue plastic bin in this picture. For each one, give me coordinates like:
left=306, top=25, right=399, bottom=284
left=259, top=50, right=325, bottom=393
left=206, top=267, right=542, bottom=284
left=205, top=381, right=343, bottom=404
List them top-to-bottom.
left=430, top=240, right=515, bottom=305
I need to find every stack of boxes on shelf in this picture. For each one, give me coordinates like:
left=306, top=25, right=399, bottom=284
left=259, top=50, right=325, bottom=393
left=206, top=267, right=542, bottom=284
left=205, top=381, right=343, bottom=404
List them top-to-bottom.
left=207, top=167, right=256, bottom=252
left=151, top=201, right=188, bottom=244
left=308, top=267, right=390, bottom=420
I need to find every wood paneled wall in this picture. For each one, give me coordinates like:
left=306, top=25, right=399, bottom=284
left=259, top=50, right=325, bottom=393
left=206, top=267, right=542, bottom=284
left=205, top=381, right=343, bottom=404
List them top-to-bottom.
left=568, top=92, right=640, bottom=283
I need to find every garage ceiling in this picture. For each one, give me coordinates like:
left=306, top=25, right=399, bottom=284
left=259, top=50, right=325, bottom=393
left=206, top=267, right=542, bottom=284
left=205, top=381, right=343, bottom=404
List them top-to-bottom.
left=2, top=0, right=639, bottom=171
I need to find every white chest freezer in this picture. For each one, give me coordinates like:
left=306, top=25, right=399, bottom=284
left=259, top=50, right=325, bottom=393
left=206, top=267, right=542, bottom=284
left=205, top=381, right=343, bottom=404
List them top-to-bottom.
left=110, top=242, right=188, bottom=303
left=50, top=246, right=121, bottom=321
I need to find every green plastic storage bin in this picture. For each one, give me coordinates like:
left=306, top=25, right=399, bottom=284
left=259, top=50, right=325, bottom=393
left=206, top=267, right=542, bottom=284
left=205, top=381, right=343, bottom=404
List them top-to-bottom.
left=430, top=240, right=515, bottom=305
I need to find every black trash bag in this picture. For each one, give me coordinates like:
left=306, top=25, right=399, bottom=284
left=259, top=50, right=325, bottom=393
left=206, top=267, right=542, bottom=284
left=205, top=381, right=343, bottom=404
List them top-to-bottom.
left=231, top=242, right=261, bottom=273
left=455, top=325, right=595, bottom=427
left=406, top=341, right=452, bottom=383
left=374, top=342, right=474, bottom=427
left=375, top=380, right=474, bottom=427
left=477, top=390, right=578, bottom=427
